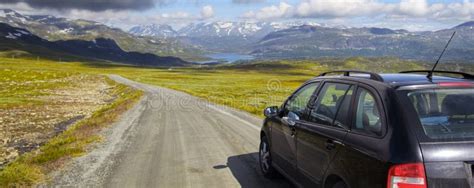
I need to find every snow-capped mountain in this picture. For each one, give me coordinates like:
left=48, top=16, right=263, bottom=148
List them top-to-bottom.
left=0, top=9, right=205, bottom=59
left=0, top=9, right=31, bottom=26
left=127, top=21, right=322, bottom=52
left=129, top=21, right=321, bottom=39
left=178, top=21, right=272, bottom=38
left=180, top=21, right=321, bottom=38
left=0, top=22, right=190, bottom=66
left=252, top=22, right=474, bottom=62
left=129, top=24, right=178, bottom=38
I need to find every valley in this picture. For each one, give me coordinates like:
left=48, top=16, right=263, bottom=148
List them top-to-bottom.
left=1, top=5, right=474, bottom=187
left=2, top=8, right=474, bottom=64
left=130, top=21, right=474, bottom=63
left=1, top=55, right=473, bottom=186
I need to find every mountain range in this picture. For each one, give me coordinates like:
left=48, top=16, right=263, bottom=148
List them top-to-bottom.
left=2, top=8, right=474, bottom=63
left=0, top=9, right=204, bottom=60
left=129, top=21, right=321, bottom=52
left=130, top=21, right=474, bottom=63
left=0, top=22, right=189, bottom=66
left=251, top=23, right=474, bottom=62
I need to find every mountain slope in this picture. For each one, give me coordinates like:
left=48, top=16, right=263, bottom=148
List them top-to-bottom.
left=0, top=9, right=204, bottom=60
left=130, top=21, right=320, bottom=52
left=0, top=23, right=189, bottom=66
left=252, top=23, right=474, bottom=62
left=129, top=24, right=177, bottom=38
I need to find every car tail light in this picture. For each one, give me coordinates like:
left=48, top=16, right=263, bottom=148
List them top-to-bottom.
left=438, top=82, right=473, bottom=87
left=387, top=163, right=427, bottom=188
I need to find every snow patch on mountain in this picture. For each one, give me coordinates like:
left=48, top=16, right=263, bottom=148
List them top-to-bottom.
left=129, top=21, right=324, bottom=39
left=129, top=24, right=177, bottom=38
left=58, top=28, right=73, bottom=34
left=5, top=32, right=18, bottom=39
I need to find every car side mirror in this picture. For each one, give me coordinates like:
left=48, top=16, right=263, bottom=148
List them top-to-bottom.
left=264, top=106, right=279, bottom=118
left=283, top=111, right=300, bottom=127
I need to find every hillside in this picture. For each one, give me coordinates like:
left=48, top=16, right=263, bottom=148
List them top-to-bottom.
left=0, top=9, right=205, bottom=60
left=129, top=20, right=474, bottom=62
left=129, top=21, right=320, bottom=52
left=0, top=23, right=190, bottom=66
left=251, top=23, right=474, bottom=62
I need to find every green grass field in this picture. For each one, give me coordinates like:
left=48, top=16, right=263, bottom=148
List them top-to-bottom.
left=2, top=56, right=473, bottom=185
left=4, top=56, right=472, bottom=118
left=0, top=57, right=435, bottom=117
left=0, top=58, right=144, bottom=186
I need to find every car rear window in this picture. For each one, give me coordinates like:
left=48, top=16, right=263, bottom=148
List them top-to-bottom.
left=408, top=88, right=474, bottom=140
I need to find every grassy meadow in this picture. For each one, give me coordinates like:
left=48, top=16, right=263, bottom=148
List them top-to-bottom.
left=2, top=55, right=473, bottom=185
left=0, top=56, right=433, bottom=117
left=0, top=57, right=144, bottom=186
left=117, top=57, right=429, bottom=116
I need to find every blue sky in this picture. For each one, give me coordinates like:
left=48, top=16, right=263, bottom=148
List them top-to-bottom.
left=1, top=0, right=473, bottom=31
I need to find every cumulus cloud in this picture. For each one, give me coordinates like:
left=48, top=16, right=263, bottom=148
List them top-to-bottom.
left=0, top=0, right=175, bottom=11
left=233, top=0, right=266, bottom=4
left=242, top=0, right=474, bottom=21
left=295, top=0, right=391, bottom=17
left=397, top=0, right=429, bottom=17
left=0, top=2, right=204, bottom=29
left=241, top=2, right=292, bottom=20
left=200, top=5, right=214, bottom=19
left=162, top=11, right=191, bottom=19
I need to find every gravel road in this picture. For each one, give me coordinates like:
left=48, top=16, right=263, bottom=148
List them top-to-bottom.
left=53, top=75, right=292, bottom=188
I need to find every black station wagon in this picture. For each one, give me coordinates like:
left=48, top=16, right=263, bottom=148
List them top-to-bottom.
left=259, top=70, right=474, bottom=188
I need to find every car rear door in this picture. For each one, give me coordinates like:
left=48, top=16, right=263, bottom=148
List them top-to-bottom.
left=271, top=82, right=320, bottom=180
left=296, top=82, right=354, bottom=186
left=401, top=87, right=474, bottom=187
left=421, top=143, right=474, bottom=187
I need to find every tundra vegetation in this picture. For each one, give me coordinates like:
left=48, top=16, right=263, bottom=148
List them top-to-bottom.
left=0, top=56, right=472, bottom=186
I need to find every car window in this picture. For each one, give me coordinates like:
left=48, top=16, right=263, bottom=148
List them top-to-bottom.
left=283, top=82, right=320, bottom=117
left=308, top=83, right=352, bottom=127
left=333, top=87, right=354, bottom=128
left=354, top=88, right=382, bottom=136
left=408, top=88, right=474, bottom=140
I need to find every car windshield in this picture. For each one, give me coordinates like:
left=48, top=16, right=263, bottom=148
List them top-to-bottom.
left=408, top=88, right=474, bottom=140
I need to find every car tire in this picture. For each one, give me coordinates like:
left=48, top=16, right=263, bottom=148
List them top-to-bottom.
left=259, top=136, right=278, bottom=178
left=332, top=181, right=347, bottom=188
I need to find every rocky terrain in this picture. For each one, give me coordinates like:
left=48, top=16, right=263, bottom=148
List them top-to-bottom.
left=0, top=75, right=116, bottom=167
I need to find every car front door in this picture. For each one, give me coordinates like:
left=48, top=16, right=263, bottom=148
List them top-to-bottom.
left=271, top=82, right=320, bottom=180
left=296, top=82, right=354, bottom=186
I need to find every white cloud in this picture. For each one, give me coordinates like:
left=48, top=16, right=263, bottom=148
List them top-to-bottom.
left=233, top=0, right=266, bottom=4
left=243, top=0, right=474, bottom=21
left=295, top=0, right=391, bottom=18
left=397, top=0, right=429, bottom=17
left=429, top=1, right=474, bottom=20
left=0, top=2, right=209, bottom=29
left=241, top=2, right=292, bottom=20
left=200, top=5, right=214, bottom=19
left=161, top=11, right=191, bottom=19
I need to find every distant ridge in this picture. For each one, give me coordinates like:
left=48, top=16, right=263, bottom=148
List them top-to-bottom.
left=0, top=9, right=204, bottom=59
left=454, top=21, right=474, bottom=29
left=0, top=23, right=190, bottom=66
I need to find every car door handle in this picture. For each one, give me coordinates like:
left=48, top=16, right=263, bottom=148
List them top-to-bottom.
left=282, top=117, right=296, bottom=127
left=282, top=117, right=297, bottom=136
left=290, top=126, right=296, bottom=137
left=326, top=139, right=343, bottom=150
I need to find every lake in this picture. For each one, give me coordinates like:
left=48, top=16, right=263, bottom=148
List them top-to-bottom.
left=198, top=53, right=255, bottom=64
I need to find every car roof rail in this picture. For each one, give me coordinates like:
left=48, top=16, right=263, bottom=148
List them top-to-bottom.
left=319, top=70, right=384, bottom=82
left=400, top=70, right=474, bottom=80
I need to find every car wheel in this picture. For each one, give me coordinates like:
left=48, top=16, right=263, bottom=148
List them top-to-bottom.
left=259, top=136, right=278, bottom=178
left=332, top=181, right=347, bottom=188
